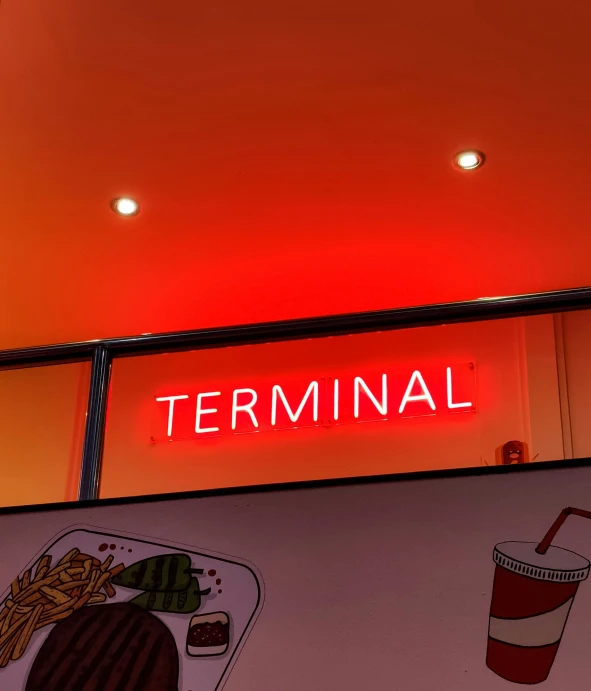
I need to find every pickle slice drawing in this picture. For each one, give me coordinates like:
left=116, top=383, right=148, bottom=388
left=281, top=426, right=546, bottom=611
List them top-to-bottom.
left=112, top=554, right=203, bottom=592
left=130, top=577, right=209, bottom=614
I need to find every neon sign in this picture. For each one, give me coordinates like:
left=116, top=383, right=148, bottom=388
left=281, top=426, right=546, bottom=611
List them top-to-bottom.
left=151, top=363, right=476, bottom=442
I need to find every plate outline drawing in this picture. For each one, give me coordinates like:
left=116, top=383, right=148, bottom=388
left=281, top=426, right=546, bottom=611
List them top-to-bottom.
left=0, top=524, right=264, bottom=691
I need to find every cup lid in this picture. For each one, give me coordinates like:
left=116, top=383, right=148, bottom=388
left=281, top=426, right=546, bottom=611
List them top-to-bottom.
left=494, top=541, right=590, bottom=583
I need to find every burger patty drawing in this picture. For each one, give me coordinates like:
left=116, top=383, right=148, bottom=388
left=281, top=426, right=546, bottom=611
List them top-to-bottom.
left=25, top=603, right=179, bottom=691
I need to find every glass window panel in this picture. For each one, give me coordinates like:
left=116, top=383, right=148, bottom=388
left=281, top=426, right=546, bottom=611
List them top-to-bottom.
left=101, top=315, right=565, bottom=499
left=0, top=362, right=89, bottom=507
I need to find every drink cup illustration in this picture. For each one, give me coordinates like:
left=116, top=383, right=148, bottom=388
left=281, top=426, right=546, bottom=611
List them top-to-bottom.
left=487, top=507, right=591, bottom=684
left=487, top=542, right=589, bottom=683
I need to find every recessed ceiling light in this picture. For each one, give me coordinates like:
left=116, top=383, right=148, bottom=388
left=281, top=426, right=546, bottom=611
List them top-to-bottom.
left=454, top=150, right=485, bottom=170
left=111, top=197, right=140, bottom=216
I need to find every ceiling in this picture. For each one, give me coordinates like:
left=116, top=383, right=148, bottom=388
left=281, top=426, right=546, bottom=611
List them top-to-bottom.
left=1, top=0, right=590, bottom=350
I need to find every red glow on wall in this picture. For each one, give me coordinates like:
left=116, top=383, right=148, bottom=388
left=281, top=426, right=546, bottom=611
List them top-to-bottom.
left=151, top=363, right=476, bottom=443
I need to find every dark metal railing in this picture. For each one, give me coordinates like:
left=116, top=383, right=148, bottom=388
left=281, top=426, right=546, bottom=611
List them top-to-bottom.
left=1, top=286, right=591, bottom=501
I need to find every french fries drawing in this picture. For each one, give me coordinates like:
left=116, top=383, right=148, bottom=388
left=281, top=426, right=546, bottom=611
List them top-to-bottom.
left=0, top=549, right=124, bottom=667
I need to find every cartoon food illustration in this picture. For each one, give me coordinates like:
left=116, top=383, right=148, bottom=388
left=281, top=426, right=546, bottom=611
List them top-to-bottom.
left=487, top=507, right=591, bottom=684
left=0, top=529, right=262, bottom=691
left=0, top=549, right=123, bottom=667
left=113, top=554, right=204, bottom=592
left=113, top=554, right=211, bottom=614
left=131, top=577, right=208, bottom=614
left=24, top=603, right=179, bottom=691
left=187, top=612, right=230, bottom=657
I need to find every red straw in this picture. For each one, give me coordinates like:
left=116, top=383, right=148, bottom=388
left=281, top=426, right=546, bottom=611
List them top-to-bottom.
left=536, top=507, right=591, bottom=555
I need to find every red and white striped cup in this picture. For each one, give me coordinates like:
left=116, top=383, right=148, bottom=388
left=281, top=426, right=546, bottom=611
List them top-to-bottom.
left=487, top=541, right=590, bottom=684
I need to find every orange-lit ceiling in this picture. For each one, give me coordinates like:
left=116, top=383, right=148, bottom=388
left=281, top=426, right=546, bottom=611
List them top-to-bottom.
left=0, top=0, right=590, bottom=350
